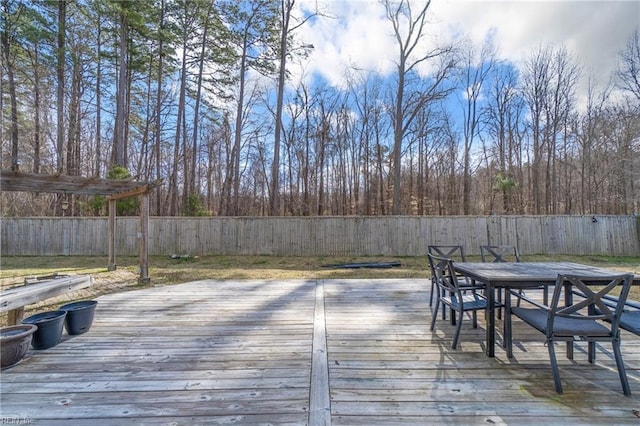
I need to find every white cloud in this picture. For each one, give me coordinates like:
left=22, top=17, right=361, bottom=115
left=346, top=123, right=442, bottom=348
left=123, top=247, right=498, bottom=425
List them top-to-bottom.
left=293, top=0, right=639, bottom=92
left=296, top=0, right=397, bottom=88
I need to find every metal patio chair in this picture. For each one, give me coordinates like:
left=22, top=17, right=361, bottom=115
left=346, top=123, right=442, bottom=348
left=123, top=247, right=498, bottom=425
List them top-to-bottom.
left=427, top=245, right=470, bottom=307
left=480, top=245, right=545, bottom=314
left=480, top=245, right=521, bottom=263
left=428, top=253, right=496, bottom=350
left=508, top=273, right=634, bottom=395
left=573, top=289, right=640, bottom=336
left=620, top=306, right=640, bottom=336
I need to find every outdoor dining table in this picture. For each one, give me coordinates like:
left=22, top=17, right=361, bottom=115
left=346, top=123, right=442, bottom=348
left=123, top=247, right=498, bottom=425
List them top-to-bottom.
left=453, top=261, right=640, bottom=357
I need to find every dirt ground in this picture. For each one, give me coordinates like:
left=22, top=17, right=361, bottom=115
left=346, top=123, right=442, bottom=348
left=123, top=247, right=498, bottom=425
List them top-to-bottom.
left=2, top=253, right=638, bottom=326
left=0, top=254, right=426, bottom=325
left=1, top=268, right=143, bottom=326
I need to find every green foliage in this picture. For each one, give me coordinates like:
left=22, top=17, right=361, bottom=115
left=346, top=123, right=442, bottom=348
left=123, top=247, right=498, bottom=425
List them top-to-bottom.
left=219, top=0, right=280, bottom=76
left=107, top=165, right=130, bottom=180
left=104, top=166, right=139, bottom=216
left=86, top=167, right=138, bottom=216
left=493, top=172, right=517, bottom=193
left=184, top=194, right=210, bottom=216
left=82, top=195, right=107, bottom=216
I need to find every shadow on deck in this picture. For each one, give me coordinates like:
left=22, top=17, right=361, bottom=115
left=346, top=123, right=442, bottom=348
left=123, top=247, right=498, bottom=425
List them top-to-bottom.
left=1, top=279, right=639, bottom=425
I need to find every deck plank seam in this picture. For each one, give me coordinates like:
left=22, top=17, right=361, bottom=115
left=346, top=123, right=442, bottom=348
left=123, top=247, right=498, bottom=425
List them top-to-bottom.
left=309, top=279, right=331, bottom=426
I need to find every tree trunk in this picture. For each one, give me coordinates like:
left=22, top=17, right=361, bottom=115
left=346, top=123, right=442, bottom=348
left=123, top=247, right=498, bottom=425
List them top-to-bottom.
left=56, top=0, right=66, bottom=172
left=153, top=0, right=165, bottom=215
left=270, top=0, right=292, bottom=216
left=187, top=2, right=213, bottom=211
left=113, top=4, right=128, bottom=168
left=95, top=17, right=102, bottom=179
left=170, top=26, right=188, bottom=215
left=229, top=43, right=248, bottom=216
left=32, top=47, right=41, bottom=173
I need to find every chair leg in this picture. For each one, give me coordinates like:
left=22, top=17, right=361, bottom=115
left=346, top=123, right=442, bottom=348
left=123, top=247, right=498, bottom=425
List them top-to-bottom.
left=429, top=280, right=435, bottom=306
left=431, top=286, right=446, bottom=322
left=442, top=290, right=448, bottom=321
left=504, top=292, right=513, bottom=356
left=430, top=298, right=440, bottom=331
left=452, top=307, right=463, bottom=349
left=547, top=340, right=563, bottom=394
left=612, top=340, right=631, bottom=396
left=566, top=341, right=573, bottom=360
left=588, top=342, right=596, bottom=364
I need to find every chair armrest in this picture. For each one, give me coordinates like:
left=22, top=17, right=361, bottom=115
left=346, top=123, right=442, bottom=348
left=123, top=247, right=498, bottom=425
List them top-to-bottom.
left=508, top=288, right=548, bottom=309
left=573, top=290, right=640, bottom=311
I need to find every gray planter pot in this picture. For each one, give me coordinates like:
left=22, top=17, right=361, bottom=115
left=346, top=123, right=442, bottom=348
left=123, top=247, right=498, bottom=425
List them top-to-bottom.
left=60, top=300, right=98, bottom=335
left=22, top=311, right=67, bottom=350
left=1, top=324, right=37, bottom=368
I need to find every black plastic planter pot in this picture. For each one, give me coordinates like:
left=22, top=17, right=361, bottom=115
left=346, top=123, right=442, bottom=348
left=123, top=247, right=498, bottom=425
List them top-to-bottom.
left=59, top=300, right=98, bottom=335
left=22, top=310, right=67, bottom=350
left=1, top=324, right=37, bottom=368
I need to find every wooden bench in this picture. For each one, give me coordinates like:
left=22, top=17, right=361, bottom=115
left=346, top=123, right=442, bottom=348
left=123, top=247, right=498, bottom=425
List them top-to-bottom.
left=1, top=275, right=93, bottom=325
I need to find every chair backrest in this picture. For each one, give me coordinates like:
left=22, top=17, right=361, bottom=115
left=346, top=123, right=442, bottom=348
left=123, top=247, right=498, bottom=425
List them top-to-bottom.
left=428, top=245, right=466, bottom=262
left=480, top=245, right=520, bottom=263
left=427, top=253, right=462, bottom=294
left=549, top=274, right=634, bottom=335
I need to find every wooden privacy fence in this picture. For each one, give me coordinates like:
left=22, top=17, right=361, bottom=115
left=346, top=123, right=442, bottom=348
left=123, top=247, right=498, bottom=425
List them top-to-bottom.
left=2, top=215, right=639, bottom=257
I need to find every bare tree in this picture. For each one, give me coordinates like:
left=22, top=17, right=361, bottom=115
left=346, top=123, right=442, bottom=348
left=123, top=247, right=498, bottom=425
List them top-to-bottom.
left=55, top=0, right=66, bottom=172
left=153, top=0, right=167, bottom=215
left=221, top=0, right=278, bottom=215
left=269, top=0, right=316, bottom=215
left=383, top=0, right=454, bottom=214
left=111, top=1, right=128, bottom=168
left=166, top=1, right=192, bottom=215
left=94, top=2, right=103, bottom=179
left=617, top=29, right=640, bottom=101
left=458, top=39, right=495, bottom=214
left=521, top=46, right=550, bottom=214
left=545, top=47, right=580, bottom=214
left=484, top=63, right=525, bottom=214
left=313, top=88, right=340, bottom=215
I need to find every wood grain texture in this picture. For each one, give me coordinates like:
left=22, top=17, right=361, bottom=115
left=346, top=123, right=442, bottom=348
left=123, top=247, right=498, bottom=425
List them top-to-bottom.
left=2, top=216, right=638, bottom=256
left=0, top=275, right=93, bottom=324
left=1, top=278, right=638, bottom=425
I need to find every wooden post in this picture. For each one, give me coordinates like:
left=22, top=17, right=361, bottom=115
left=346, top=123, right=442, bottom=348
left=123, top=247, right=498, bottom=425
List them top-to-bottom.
left=138, top=192, right=150, bottom=284
left=108, top=199, right=116, bottom=271
left=7, top=307, right=24, bottom=326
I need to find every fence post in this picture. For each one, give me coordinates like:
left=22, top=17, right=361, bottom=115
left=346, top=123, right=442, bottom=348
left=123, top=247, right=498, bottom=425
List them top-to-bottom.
left=108, top=199, right=116, bottom=271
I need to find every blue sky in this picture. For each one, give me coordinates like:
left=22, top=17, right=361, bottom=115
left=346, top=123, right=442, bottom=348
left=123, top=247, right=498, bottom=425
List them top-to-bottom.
left=292, top=0, right=639, bottom=95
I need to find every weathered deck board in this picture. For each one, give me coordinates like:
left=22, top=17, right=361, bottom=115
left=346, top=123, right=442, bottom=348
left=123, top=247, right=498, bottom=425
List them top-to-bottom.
left=0, top=278, right=638, bottom=425
left=1, top=279, right=315, bottom=424
left=323, top=279, right=640, bottom=425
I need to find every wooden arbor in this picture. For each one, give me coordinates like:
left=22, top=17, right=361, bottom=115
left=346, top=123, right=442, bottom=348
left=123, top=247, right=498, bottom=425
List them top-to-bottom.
left=0, top=169, right=161, bottom=284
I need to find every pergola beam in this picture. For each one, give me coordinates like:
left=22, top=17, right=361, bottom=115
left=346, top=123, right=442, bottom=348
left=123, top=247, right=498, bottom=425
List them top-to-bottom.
left=1, top=169, right=160, bottom=284
left=1, top=170, right=155, bottom=197
left=106, top=185, right=150, bottom=201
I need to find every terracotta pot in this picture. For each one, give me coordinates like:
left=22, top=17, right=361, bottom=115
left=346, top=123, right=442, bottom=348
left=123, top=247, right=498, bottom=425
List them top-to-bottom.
left=60, top=300, right=98, bottom=335
left=22, top=310, right=67, bottom=350
left=1, top=324, right=37, bottom=368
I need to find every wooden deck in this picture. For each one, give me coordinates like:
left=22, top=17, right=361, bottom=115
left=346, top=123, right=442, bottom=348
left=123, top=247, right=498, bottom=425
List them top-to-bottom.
left=1, top=279, right=639, bottom=425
